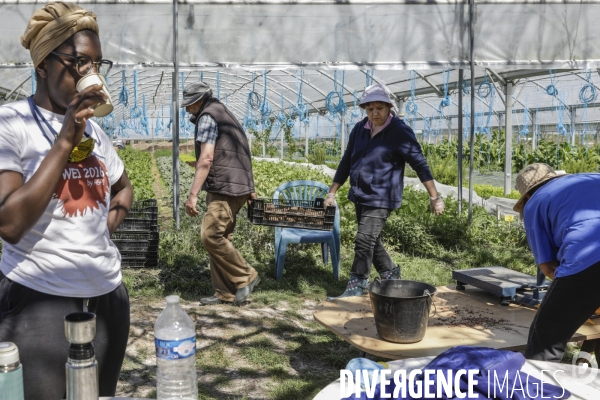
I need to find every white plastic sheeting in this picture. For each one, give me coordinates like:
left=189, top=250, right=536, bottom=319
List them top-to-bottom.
left=0, top=0, right=599, bottom=69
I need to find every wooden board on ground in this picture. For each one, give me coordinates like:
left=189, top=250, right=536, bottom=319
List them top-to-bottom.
left=314, top=285, right=600, bottom=360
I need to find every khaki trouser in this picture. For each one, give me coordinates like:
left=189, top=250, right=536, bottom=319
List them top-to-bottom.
left=201, top=192, right=258, bottom=302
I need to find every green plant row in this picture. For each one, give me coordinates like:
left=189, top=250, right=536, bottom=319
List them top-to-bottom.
left=421, top=133, right=600, bottom=174
left=118, top=147, right=155, bottom=201
left=156, top=156, right=202, bottom=210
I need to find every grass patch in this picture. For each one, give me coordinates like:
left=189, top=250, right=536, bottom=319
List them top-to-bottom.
left=117, top=150, right=541, bottom=400
left=197, top=342, right=232, bottom=372
left=242, top=345, right=289, bottom=370
left=268, top=375, right=331, bottom=400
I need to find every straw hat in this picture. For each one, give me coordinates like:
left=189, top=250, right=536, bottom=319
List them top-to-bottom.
left=513, top=163, right=567, bottom=213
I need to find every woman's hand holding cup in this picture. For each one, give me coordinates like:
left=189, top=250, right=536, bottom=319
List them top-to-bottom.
left=59, top=83, right=106, bottom=149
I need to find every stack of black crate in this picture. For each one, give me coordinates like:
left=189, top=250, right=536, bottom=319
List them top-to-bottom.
left=111, top=199, right=159, bottom=268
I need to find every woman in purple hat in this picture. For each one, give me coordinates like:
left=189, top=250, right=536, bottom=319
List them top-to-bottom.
left=325, top=83, right=444, bottom=299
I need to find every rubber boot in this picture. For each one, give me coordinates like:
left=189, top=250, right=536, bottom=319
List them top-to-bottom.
left=379, top=266, right=401, bottom=280
left=327, top=276, right=369, bottom=301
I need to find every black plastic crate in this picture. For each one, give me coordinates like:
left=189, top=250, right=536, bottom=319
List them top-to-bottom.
left=247, top=198, right=335, bottom=230
left=127, top=199, right=158, bottom=220
left=132, top=199, right=157, bottom=208
left=126, top=209, right=158, bottom=220
left=117, top=218, right=158, bottom=231
left=111, top=230, right=159, bottom=242
left=113, top=240, right=150, bottom=252
left=121, top=252, right=158, bottom=268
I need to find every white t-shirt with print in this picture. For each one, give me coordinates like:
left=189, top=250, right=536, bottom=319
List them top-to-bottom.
left=0, top=99, right=124, bottom=297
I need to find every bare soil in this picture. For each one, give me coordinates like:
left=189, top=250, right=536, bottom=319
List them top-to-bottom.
left=116, top=298, right=327, bottom=400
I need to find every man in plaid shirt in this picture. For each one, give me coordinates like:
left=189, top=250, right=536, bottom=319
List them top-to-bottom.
left=182, top=82, right=259, bottom=306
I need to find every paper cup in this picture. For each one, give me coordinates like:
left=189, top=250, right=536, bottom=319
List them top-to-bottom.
left=76, top=73, right=114, bottom=117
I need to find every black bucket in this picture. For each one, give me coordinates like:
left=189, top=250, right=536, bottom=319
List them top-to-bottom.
left=367, top=279, right=437, bottom=343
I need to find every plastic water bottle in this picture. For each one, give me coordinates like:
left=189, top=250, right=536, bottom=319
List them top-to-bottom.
left=154, top=295, right=198, bottom=400
left=0, top=342, right=24, bottom=400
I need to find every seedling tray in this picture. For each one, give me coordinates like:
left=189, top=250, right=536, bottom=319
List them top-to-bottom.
left=247, top=198, right=335, bottom=230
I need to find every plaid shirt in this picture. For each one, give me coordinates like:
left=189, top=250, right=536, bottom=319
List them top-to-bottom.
left=195, top=114, right=218, bottom=145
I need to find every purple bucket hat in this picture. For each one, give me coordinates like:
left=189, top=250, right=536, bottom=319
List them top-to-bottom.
left=360, top=84, right=394, bottom=106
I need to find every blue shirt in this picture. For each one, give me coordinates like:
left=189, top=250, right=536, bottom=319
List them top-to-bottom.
left=333, top=114, right=433, bottom=209
left=524, top=173, right=600, bottom=278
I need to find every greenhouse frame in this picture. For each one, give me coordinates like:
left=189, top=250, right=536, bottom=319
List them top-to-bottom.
left=1, top=0, right=599, bottom=222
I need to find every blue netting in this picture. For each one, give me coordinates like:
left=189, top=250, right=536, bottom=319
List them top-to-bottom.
left=365, top=69, right=375, bottom=88
left=438, top=69, right=452, bottom=111
left=118, top=70, right=129, bottom=107
left=130, top=70, right=142, bottom=119
left=259, top=70, right=272, bottom=118
left=293, top=70, right=309, bottom=124
left=546, top=70, right=559, bottom=97
left=579, top=70, right=597, bottom=104
left=579, top=70, right=597, bottom=139
left=325, top=71, right=346, bottom=115
left=405, top=71, right=419, bottom=119
left=545, top=71, right=568, bottom=136
left=247, top=72, right=261, bottom=110
left=478, top=72, right=495, bottom=135
left=462, top=79, right=471, bottom=96
left=350, top=90, right=362, bottom=122
left=141, top=94, right=149, bottom=136
left=518, top=104, right=530, bottom=137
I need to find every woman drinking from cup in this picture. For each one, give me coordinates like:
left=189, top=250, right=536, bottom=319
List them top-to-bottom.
left=0, top=2, right=133, bottom=399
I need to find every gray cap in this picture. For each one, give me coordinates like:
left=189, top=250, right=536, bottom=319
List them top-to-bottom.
left=181, top=82, right=213, bottom=107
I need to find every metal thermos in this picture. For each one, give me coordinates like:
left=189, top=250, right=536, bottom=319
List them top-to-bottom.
left=64, top=312, right=99, bottom=400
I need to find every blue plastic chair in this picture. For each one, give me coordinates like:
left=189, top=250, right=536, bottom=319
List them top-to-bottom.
left=273, top=180, right=340, bottom=280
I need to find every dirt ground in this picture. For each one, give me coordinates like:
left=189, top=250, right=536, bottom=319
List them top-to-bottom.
left=116, top=298, right=324, bottom=399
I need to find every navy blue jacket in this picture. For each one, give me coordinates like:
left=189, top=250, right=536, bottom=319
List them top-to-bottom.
left=333, top=115, right=433, bottom=209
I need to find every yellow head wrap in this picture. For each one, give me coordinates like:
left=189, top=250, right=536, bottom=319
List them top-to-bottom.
left=20, top=2, right=99, bottom=69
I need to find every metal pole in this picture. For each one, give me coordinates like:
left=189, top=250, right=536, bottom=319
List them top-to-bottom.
left=172, top=0, right=180, bottom=229
left=468, top=0, right=475, bottom=224
left=458, top=70, right=464, bottom=215
left=504, top=81, right=514, bottom=196
left=570, top=107, right=576, bottom=146
left=531, top=110, right=538, bottom=151
left=340, top=114, right=346, bottom=156
left=305, top=124, right=309, bottom=159
left=281, top=127, right=284, bottom=159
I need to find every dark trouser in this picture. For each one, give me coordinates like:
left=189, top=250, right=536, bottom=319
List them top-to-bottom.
left=350, top=204, right=396, bottom=280
left=525, top=261, right=600, bottom=361
left=0, top=272, right=130, bottom=400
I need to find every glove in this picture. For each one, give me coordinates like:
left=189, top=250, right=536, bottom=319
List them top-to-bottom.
left=324, top=193, right=336, bottom=208
left=430, top=195, right=445, bottom=216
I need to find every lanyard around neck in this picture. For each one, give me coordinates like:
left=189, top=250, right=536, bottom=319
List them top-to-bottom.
left=27, top=97, right=91, bottom=147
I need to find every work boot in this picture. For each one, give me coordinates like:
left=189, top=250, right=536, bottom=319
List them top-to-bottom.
left=379, top=267, right=401, bottom=280
left=233, top=275, right=261, bottom=306
left=327, top=276, right=369, bottom=301
left=200, top=295, right=227, bottom=305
